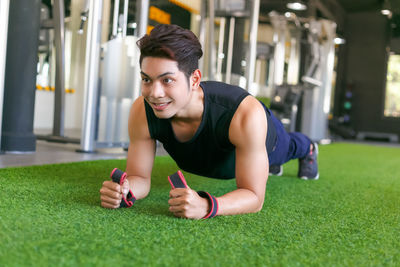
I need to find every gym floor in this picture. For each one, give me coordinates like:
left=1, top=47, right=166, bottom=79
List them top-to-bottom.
left=0, top=137, right=398, bottom=168
left=0, top=140, right=169, bottom=168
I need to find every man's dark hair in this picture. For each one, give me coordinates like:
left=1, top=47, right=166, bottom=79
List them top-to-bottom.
left=137, top=24, right=203, bottom=79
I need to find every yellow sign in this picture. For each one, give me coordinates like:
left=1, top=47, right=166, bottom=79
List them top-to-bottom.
left=149, top=6, right=171, bottom=24
left=147, top=25, right=154, bottom=35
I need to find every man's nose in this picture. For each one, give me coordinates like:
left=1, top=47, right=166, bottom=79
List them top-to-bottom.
left=150, top=82, right=165, bottom=98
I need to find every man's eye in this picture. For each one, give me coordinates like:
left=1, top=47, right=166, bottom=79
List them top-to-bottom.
left=142, top=78, right=150, bottom=83
left=164, top=78, right=172, bottom=83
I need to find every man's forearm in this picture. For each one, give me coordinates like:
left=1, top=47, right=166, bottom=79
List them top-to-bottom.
left=127, top=176, right=151, bottom=200
left=216, top=189, right=264, bottom=216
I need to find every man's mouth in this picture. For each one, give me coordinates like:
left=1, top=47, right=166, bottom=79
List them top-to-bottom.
left=151, top=101, right=171, bottom=111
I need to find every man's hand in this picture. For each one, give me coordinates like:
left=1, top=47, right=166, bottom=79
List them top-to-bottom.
left=100, top=179, right=130, bottom=209
left=168, top=188, right=209, bottom=219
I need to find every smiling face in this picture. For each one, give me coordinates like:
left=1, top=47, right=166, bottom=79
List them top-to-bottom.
left=141, top=57, right=199, bottom=119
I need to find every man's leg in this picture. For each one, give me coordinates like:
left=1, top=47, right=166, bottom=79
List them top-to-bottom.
left=267, top=110, right=318, bottom=179
left=267, top=112, right=311, bottom=165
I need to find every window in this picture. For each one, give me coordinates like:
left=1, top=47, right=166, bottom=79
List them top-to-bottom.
left=384, top=54, right=400, bottom=117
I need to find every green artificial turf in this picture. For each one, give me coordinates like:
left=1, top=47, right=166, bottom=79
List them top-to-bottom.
left=0, top=143, right=399, bottom=266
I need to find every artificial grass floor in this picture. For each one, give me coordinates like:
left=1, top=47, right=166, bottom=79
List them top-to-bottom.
left=0, top=142, right=399, bottom=266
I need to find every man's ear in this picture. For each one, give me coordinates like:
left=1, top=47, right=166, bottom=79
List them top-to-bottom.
left=190, top=69, right=202, bottom=88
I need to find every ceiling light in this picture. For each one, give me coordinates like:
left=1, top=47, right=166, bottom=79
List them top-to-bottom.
left=381, top=0, right=392, bottom=17
left=286, top=1, right=307, bottom=11
left=381, top=9, right=392, bottom=16
left=334, top=37, right=346, bottom=45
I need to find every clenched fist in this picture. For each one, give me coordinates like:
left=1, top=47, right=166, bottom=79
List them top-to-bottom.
left=99, top=179, right=129, bottom=209
left=168, top=187, right=209, bottom=219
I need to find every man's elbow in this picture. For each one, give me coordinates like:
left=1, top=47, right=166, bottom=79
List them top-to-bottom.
left=135, top=187, right=150, bottom=200
left=251, top=196, right=264, bottom=213
left=254, top=202, right=264, bottom=213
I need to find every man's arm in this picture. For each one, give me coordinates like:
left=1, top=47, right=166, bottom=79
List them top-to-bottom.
left=125, top=96, right=156, bottom=199
left=168, top=96, right=269, bottom=218
left=217, top=96, right=269, bottom=215
left=100, top=97, right=156, bottom=208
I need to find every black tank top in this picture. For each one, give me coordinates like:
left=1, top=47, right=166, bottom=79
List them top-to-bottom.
left=144, top=81, right=276, bottom=179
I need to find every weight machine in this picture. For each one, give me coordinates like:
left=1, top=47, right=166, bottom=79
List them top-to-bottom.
left=35, top=0, right=149, bottom=152
left=80, top=0, right=148, bottom=152
left=199, top=0, right=260, bottom=92
left=268, top=11, right=336, bottom=141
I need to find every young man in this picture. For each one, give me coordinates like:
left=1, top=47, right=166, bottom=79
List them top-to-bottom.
left=99, top=24, right=319, bottom=219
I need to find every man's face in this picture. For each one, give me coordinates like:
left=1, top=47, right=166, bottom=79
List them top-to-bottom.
left=140, top=57, right=192, bottom=119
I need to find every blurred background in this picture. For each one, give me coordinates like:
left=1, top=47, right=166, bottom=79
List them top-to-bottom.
left=0, top=0, right=399, bottom=165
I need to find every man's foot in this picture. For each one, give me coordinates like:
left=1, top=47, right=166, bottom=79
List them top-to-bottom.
left=298, top=142, right=319, bottom=180
left=269, top=165, right=283, bottom=176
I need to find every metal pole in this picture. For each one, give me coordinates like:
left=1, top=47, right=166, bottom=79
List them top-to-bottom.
left=0, top=0, right=10, bottom=151
left=2, top=0, right=40, bottom=152
left=52, top=0, right=66, bottom=137
left=78, top=0, right=89, bottom=34
left=80, top=0, right=103, bottom=152
left=101, top=0, right=111, bottom=43
left=112, top=0, right=119, bottom=37
left=122, top=0, right=129, bottom=37
left=134, top=0, right=149, bottom=101
left=136, top=0, right=149, bottom=38
left=198, top=0, right=207, bottom=74
left=208, top=0, right=215, bottom=80
left=246, top=0, right=260, bottom=91
left=270, top=11, right=286, bottom=87
left=216, top=17, right=226, bottom=81
left=225, top=17, right=235, bottom=84
left=287, top=27, right=301, bottom=84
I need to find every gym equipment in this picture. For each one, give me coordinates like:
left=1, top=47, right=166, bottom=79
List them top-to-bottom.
left=0, top=0, right=10, bottom=152
left=36, top=0, right=80, bottom=144
left=80, top=0, right=149, bottom=152
left=200, top=0, right=260, bottom=91
left=269, top=12, right=336, bottom=141
left=300, top=19, right=336, bottom=141
left=301, top=20, right=323, bottom=87
left=96, top=35, right=139, bottom=146
left=269, top=85, right=302, bottom=132
left=356, top=132, right=399, bottom=143
left=110, top=168, right=136, bottom=208
left=168, top=170, right=188, bottom=189
left=168, top=171, right=219, bottom=219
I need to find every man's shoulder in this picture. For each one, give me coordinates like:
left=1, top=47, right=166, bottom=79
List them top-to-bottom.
left=201, top=81, right=249, bottom=108
left=201, top=81, right=246, bottom=92
left=128, top=96, right=154, bottom=140
left=130, top=96, right=147, bottom=123
left=132, top=96, right=145, bottom=107
left=229, top=96, right=267, bottom=145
